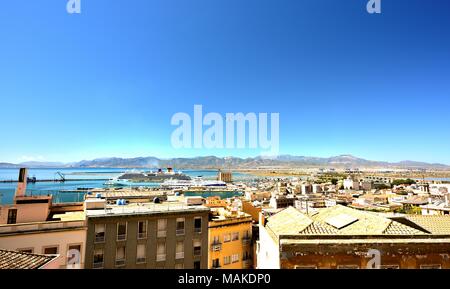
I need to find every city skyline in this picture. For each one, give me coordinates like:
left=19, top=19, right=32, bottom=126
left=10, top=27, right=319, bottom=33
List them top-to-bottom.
left=1, top=0, right=450, bottom=164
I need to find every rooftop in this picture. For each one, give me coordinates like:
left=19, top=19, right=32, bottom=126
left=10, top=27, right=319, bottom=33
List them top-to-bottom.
left=86, top=201, right=209, bottom=218
left=266, top=205, right=427, bottom=238
left=0, top=249, right=58, bottom=269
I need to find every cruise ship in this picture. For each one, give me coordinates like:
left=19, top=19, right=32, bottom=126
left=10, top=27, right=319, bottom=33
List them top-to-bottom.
left=104, top=168, right=190, bottom=186
left=161, top=176, right=227, bottom=190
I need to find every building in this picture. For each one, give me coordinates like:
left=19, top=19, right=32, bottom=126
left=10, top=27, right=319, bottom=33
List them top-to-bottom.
left=0, top=168, right=87, bottom=269
left=218, top=170, right=233, bottom=183
left=343, top=176, right=360, bottom=190
left=269, top=194, right=296, bottom=209
left=84, top=198, right=210, bottom=269
left=258, top=205, right=450, bottom=269
left=208, top=207, right=253, bottom=269
left=0, top=249, right=60, bottom=269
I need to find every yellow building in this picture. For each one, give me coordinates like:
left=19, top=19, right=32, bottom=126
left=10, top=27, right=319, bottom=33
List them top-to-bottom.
left=208, top=208, right=253, bottom=269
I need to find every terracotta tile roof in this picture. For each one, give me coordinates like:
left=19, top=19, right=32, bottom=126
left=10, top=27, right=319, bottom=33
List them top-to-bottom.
left=267, top=205, right=430, bottom=237
left=406, top=215, right=450, bottom=235
left=0, top=249, right=58, bottom=269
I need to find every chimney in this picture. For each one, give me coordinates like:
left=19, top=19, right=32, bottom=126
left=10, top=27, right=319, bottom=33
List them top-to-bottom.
left=15, top=168, right=28, bottom=198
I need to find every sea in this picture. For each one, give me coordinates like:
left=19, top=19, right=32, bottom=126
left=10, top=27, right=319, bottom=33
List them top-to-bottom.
left=0, top=168, right=256, bottom=205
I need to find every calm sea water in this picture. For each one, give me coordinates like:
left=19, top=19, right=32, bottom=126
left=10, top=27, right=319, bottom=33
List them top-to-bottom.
left=0, top=168, right=253, bottom=205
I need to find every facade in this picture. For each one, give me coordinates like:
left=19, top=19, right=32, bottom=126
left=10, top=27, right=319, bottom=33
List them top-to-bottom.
left=0, top=168, right=87, bottom=269
left=218, top=170, right=233, bottom=183
left=84, top=199, right=210, bottom=269
left=258, top=205, right=450, bottom=269
left=208, top=208, right=253, bottom=269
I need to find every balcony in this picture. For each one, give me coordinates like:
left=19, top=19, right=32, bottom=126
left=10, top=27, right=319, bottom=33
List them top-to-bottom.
left=194, top=227, right=202, bottom=234
left=176, top=229, right=185, bottom=236
left=157, top=230, right=167, bottom=238
left=138, top=232, right=147, bottom=239
left=117, top=234, right=126, bottom=241
left=95, top=235, right=105, bottom=243
left=242, top=237, right=251, bottom=245
left=210, top=243, right=222, bottom=252
left=193, top=248, right=202, bottom=257
left=176, top=252, right=184, bottom=259
left=156, top=254, right=166, bottom=262
left=136, top=257, right=146, bottom=264
left=115, top=259, right=126, bottom=267
left=243, top=259, right=252, bottom=269
left=93, top=261, right=104, bottom=269
left=212, top=264, right=221, bottom=269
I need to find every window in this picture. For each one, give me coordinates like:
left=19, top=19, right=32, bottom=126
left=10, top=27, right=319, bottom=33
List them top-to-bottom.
left=7, top=209, right=17, bottom=224
left=194, top=217, right=202, bottom=233
left=176, top=218, right=185, bottom=235
left=157, top=219, right=167, bottom=238
left=138, top=221, right=147, bottom=239
left=117, top=222, right=127, bottom=241
left=94, top=224, right=105, bottom=243
left=232, top=232, right=239, bottom=241
left=224, top=234, right=231, bottom=242
left=213, top=235, right=220, bottom=244
left=193, top=239, right=201, bottom=257
left=176, top=241, right=184, bottom=259
left=157, top=242, right=166, bottom=262
left=136, top=244, right=146, bottom=264
left=67, top=245, right=81, bottom=268
left=44, top=246, right=58, bottom=255
left=116, top=246, right=126, bottom=267
left=18, top=248, right=33, bottom=254
left=93, top=248, right=104, bottom=269
left=243, top=251, right=250, bottom=261
left=231, top=254, right=239, bottom=263
left=223, top=256, right=231, bottom=265
left=212, top=258, right=220, bottom=268
left=194, top=261, right=201, bottom=269
left=175, top=263, right=184, bottom=269
left=420, top=264, right=442, bottom=269
left=294, top=265, right=317, bottom=269
left=337, top=265, right=360, bottom=269
left=380, top=265, right=400, bottom=269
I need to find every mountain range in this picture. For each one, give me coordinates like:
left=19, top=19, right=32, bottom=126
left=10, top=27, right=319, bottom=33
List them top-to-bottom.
left=0, top=155, right=449, bottom=170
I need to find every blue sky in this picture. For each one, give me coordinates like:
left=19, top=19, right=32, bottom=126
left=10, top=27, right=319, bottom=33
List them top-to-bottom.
left=0, top=0, right=449, bottom=164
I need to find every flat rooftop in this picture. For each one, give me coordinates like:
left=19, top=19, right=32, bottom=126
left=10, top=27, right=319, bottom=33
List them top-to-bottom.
left=86, top=202, right=210, bottom=218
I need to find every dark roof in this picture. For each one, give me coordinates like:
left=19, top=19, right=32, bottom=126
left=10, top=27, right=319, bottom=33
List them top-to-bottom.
left=0, top=249, right=58, bottom=269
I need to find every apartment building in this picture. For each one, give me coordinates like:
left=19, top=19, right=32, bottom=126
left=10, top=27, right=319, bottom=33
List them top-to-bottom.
left=0, top=168, right=87, bottom=269
left=84, top=198, right=210, bottom=269
left=258, top=205, right=450, bottom=269
left=208, top=208, right=253, bottom=269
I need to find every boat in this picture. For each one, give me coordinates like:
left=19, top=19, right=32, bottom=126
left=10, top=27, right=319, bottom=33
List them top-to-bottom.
left=107, top=168, right=191, bottom=184
left=161, top=176, right=227, bottom=189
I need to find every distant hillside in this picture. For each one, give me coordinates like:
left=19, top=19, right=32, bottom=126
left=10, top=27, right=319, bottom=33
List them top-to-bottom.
left=1, top=155, right=449, bottom=170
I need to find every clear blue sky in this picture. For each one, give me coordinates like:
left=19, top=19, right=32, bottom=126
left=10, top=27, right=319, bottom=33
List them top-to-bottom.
left=0, top=0, right=449, bottom=164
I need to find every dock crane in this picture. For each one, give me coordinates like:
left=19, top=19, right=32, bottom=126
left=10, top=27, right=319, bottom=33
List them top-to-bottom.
left=55, top=172, right=66, bottom=183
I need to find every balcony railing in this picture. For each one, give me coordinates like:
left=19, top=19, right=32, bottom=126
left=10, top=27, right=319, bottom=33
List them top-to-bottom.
left=194, top=227, right=202, bottom=233
left=176, top=229, right=185, bottom=236
left=157, top=230, right=167, bottom=238
left=138, top=232, right=147, bottom=239
left=117, top=234, right=127, bottom=241
left=95, top=235, right=105, bottom=243
left=242, top=237, right=251, bottom=245
left=210, top=243, right=222, bottom=252
left=193, top=248, right=202, bottom=257
left=176, top=252, right=184, bottom=259
left=156, top=254, right=166, bottom=262
left=136, top=257, right=146, bottom=264
left=115, top=259, right=126, bottom=267
left=243, top=259, right=252, bottom=269
left=93, top=261, right=104, bottom=269
left=212, top=264, right=221, bottom=269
